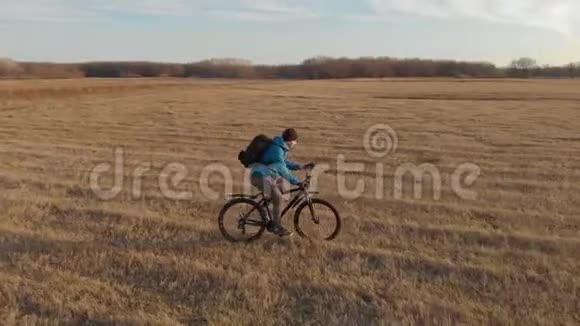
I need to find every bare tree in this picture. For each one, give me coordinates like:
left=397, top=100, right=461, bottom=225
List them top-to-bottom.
left=509, top=57, right=537, bottom=78
left=510, top=57, right=537, bottom=70
left=0, top=58, right=22, bottom=76
left=203, top=58, right=253, bottom=66
left=567, top=62, right=580, bottom=78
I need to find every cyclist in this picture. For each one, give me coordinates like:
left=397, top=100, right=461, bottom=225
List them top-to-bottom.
left=249, top=128, right=312, bottom=237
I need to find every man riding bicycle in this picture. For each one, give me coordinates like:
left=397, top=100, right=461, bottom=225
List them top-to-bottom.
left=249, top=128, right=313, bottom=237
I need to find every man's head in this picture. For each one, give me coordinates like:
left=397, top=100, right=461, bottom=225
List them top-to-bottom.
left=282, top=128, right=298, bottom=149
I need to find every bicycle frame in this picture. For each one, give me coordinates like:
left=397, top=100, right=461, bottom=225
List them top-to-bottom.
left=227, top=173, right=319, bottom=227
left=261, top=187, right=314, bottom=221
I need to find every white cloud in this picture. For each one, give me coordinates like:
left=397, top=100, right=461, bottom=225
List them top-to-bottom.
left=0, top=0, right=316, bottom=22
left=0, top=0, right=92, bottom=22
left=1, top=0, right=578, bottom=31
left=94, top=0, right=195, bottom=16
left=210, top=0, right=317, bottom=21
left=240, top=0, right=315, bottom=15
left=369, top=0, right=580, bottom=34
left=209, top=10, right=285, bottom=21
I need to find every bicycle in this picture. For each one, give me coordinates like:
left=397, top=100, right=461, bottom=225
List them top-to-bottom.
left=218, top=168, right=341, bottom=242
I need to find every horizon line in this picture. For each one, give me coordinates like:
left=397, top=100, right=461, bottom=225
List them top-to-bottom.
left=6, top=56, right=578, bottom=68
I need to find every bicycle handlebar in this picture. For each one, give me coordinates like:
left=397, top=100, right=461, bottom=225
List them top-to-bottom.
left=300, top=163, right=317, bottom=188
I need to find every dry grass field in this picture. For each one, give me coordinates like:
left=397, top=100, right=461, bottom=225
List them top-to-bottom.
left=0, top=78, right=579, bottom=325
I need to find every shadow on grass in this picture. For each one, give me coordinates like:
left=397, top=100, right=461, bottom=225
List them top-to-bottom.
left=0, top=228, right=241, bottom=324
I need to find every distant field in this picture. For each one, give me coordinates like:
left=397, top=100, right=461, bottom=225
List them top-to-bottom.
left=0, top=78, right=579, bottom=325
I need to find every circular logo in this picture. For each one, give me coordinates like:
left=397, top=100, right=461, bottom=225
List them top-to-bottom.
left=363, top=124, right=398, bottom=158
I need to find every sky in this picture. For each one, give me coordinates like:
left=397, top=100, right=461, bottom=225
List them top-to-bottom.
left=1, top=0, right=579, bottom=66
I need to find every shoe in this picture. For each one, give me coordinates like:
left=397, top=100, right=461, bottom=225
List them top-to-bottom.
left=269, top=224, right=293, bottom=237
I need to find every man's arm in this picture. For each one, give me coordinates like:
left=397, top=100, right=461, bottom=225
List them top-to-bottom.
left=269, top=147, right=300, bottom=185
left=286, top=159, right=301, bottom=171
left=277, top=163, right=300, bottom=185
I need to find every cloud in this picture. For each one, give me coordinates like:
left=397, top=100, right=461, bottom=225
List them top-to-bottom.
left=0, top=0, right=316, bottom=22
left=0, top=0, right=92, bottom=22
left=2, top=0, right=578, bottom=30
left=93, top=0, right=195, bottom=16
left=210, top=0, right=318, bottom=21
left=368, top=0, right=580, bottom=34
left=209, top=10, right=285, bottom=21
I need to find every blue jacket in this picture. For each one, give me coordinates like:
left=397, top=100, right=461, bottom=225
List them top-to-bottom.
left=250, top=136, right=301, bottom=185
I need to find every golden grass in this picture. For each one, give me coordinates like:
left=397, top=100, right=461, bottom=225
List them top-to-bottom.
left=0, top=78, right=579, bottom=325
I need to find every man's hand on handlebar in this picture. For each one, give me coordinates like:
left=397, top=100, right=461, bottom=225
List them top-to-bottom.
left=302, top=162, right=316, bottom=170
left=298, top=180, right=310, bottom=189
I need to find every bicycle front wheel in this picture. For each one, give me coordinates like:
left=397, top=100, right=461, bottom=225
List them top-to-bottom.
left=218, top=198, right=267, bottom=242
left=294, top=198, right=341, bottom=241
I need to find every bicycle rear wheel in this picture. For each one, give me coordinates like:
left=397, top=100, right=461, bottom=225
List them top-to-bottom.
left=218, top=198, right=267, bottom=242
left=294, top=198, right=341, bottom=241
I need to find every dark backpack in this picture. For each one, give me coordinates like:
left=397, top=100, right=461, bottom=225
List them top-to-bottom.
left=238, top=134, right=273, bottom=168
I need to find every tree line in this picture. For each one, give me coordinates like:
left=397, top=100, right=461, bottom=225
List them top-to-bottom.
left=1, top=56, right=579, bottom=79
